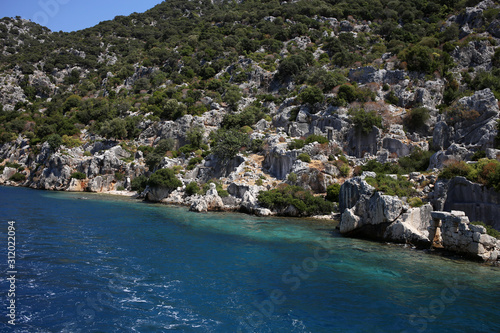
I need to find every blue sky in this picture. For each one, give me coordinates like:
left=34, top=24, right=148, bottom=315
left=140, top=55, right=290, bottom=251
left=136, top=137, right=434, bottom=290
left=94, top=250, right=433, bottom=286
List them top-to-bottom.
left=1, top=0, right=165, bottom=32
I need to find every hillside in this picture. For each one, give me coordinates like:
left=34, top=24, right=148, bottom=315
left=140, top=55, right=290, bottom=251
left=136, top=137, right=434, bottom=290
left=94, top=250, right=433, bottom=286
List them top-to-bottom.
left=1, top=0, right=500, bottom=237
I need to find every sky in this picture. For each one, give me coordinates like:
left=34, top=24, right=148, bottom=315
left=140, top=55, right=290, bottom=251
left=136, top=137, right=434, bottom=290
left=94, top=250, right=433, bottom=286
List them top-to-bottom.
left=0, top=0, right=165, bottom=32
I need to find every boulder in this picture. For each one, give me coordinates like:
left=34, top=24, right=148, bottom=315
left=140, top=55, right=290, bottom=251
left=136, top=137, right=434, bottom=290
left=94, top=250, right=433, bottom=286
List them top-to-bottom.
left=339, top=176, right=375, bottom=213
left=189, top=183, right=224, bottom=212
left=339, top=188, right=433, bottom=247
left=432, top=210, right=500, bottom=262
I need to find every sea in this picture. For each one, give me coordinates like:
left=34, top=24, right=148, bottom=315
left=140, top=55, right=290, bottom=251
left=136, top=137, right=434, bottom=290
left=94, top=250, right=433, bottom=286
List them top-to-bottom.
left=0, top=186, right=499, bottom=332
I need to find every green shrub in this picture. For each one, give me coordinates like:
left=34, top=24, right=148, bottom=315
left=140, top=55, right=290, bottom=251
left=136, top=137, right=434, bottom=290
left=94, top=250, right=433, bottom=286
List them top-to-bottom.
left=298, top=86, right=324, bottom=105
left=404, top=107, right=430, bottom=131
left=349, top=108, right=382, bottom=135
left=210, top=129, right=249, bottom=162
left=47, top=134, right=62, bottom=151
left=305, top=134, right=328, bottom=145
left=62, top=135, right=82, bottom=148
left=288, top=139, right=305, bottom=150
left=138, top=145, right=154, bottom=156
left=398, top=149, right=434, bottom=173
left=471, top=150, right=486, bottom=161
left=83, top=151, right=92, bottom=157
left=145, top=153, right=163, bottom=170
left=298, top=153, right=311, bottom=163
left=187, top=156, right=204, bottom=170
left=337, top=161, right=350, bottom=177
left=438, top=161, right=472, bottom=180
left=5, top=162, right=21, bottom=169
left=148, top=168, right=182, bottom=189
left=9, top=172, right=26, bottom=182
left=71, top=172, right=86, bottom=180
left=114, top=172, right=125, bottom=181
left=287, top=172, right=297, bottom=183
left=365, top=174, right=417, bottom=197
left=131, top=175, right=148, bottom=193
left=256, top=179, right=263, bottom=186
left=185, top=181, right=201, bottom=196
left=325, top=183, right=341, bottom=202
left=258, top=184, right=334, bottom=216
left=116, top=186, right=125, bottom=191
left=408, top=197, right=424, bottom=207
left=470, top=221, right=500, bottom=239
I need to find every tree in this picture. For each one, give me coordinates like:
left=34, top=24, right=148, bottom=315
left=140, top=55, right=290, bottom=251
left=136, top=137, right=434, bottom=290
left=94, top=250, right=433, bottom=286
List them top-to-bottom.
left=223, top=86, right=242, bottom=111
left=298, top=86, right=324, bottom=105
left=350, top=108, right=383, bottom=135
left=100, top=118, right=127, bottom=140
left=187, top=126, right=204, bottom=149
left=211, top=129, right=249, bottom=161
left=47, top=134, right=62, bottom=151
left=148, top=168, right=182, bottom=189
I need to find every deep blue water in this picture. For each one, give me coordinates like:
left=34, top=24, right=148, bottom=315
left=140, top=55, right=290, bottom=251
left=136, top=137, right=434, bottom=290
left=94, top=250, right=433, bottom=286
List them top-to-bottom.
left=0, top=186, right=499, bottom=333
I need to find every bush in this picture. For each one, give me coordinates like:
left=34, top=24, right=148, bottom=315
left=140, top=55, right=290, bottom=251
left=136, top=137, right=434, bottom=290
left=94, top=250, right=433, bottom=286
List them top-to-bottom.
left=298, top=86, right=324, bottom=105
left=404, top=107, right=430, bottom=131
left=349, top=109, right=382, bottom=135
left=210, top=129, right=249, bottom=162
left=47, top=134, right=62, bottom=151
left=305, top=134, right=328, bottom=145
left=62, top=135, right=82, bottom=148
left=154, top=138, right=175, bottom=155
left=288, top=139, right=305, bottom=150
left=398, top=148, right=434, bottom=173
left=145, top=153, right=163, bottom=170
left=298, top=153, right=311, bottom=163
left=187, top=156, right=204, bottom=170
left=438, top=161, right=472, bottom=180
left=148, top=168, right=182, bottom=189
left=9, top=172, right=26, bottom=182
left=71, top=172, right=86, bottom=180
left=114, top=172, right=125, bottom=181
left=287, top=172, right=298, bottom=183
left=365, top=174, right=417, bottom=197
left=131, top=175, right=148, bottom=193
left=185, top=181, right=201, bottom=196
left=325, top=183, right=341, bottom=202
left=258, top=184, right=334, bottom=216
left=116, top=186, right=125, bottom=191
left=408, top=197, right=424, bottom=208
left=470, top=221, right=500, bottom=239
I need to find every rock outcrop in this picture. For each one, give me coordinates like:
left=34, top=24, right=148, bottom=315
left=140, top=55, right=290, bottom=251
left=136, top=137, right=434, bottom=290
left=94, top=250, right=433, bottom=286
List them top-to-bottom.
left=431, top=177, right=500, bottom=230
left=339, top=178, right=433, bottom=247
left=189, top=183, right=225, bottom=212
left=431, top=211, right=500, bottom=262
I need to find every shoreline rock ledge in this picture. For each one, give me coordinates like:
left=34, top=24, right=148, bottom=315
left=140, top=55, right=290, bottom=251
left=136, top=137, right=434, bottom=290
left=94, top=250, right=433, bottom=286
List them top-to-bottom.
left=339, top=177, right=500, bottom=263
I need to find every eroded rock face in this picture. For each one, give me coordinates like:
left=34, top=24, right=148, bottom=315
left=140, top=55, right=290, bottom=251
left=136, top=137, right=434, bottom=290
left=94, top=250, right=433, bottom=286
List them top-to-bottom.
left=433, top=89, right=500, bottom=150
left=263, top=144, right=298, bottom=179
left=339, top=177, right=433, bottom=247
left=432, top=177, right=500, bottom=231
left=189, top=183, right=224, bottom=212
left=432, top=210, right=500, bottom=262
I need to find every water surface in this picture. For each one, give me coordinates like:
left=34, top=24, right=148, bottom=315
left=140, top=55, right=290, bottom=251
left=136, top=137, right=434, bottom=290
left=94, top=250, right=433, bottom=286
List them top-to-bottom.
left=0, top=186, right=499, bottom=332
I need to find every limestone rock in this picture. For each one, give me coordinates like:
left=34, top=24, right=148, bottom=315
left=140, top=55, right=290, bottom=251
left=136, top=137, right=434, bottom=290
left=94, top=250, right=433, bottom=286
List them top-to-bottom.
left=339, top=176, right=375, bottom=213
left=189, top=183, right=224, bottom=212
left=431, top=210, right=500, bottom=262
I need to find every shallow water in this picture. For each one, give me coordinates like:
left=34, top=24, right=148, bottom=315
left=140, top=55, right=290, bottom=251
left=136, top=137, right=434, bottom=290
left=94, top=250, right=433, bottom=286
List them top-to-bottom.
left=0, top=186, right=499, bottom=332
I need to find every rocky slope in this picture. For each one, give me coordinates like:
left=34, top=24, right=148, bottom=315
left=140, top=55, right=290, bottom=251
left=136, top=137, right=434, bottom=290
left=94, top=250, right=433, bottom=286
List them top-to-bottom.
left=1, top=0, right=500, bottom=262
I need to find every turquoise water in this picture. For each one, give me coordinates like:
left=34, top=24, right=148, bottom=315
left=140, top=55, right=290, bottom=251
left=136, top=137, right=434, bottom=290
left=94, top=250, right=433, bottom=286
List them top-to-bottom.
left=0, top=186, right=499, bottom=333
